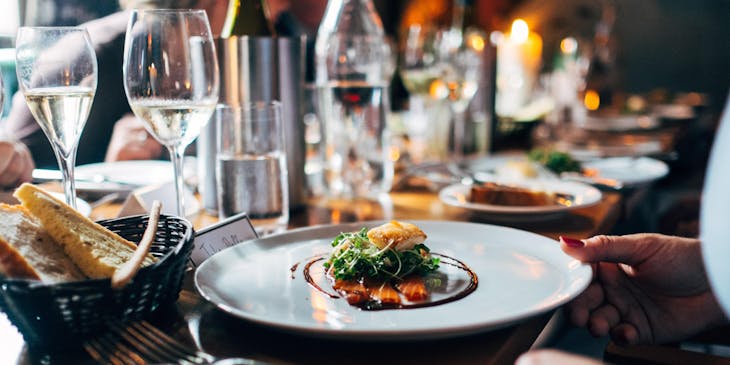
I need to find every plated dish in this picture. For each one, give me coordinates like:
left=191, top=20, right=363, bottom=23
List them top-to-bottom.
left=581, top=113, right=659, bottom=132
left=467, top=153, right=667, bottom=189
left=580, top=157, right=669, bottom=187
left=439, top=179, right=602, bottom=217
left=195, top=221, right=592, bottom=340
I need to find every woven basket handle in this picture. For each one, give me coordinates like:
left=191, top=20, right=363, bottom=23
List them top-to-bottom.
left=111, top=201, right=162, bottom=289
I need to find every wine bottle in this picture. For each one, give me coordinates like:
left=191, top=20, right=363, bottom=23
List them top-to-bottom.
left=221, top=0, right=276, bottom=37
left=314, top=0, right=393, bottom=198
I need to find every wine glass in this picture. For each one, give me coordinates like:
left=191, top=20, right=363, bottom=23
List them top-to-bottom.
left=123, top=9, right=219, bottom=217
left=399, top=24, right=450, bottom=162
left=15, top=27, right=97, bottom=209
left=432, top=28, right=482, bottom=162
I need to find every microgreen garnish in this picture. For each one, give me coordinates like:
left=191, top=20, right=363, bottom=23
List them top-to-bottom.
left=323, top=228, right=440, bottom=281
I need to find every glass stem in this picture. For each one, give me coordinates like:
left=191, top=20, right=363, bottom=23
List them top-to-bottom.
left=452, top=108, right=466, bottom=162
left=169, top=144, right=186, bottom=217
left=55, top=146, right=78, bottom=209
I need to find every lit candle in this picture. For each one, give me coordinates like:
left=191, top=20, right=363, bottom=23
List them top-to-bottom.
left=495, top=19, right=543, bottom=118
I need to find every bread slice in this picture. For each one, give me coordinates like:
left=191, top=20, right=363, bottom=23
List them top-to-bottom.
left=14, top=183, right=156, bottom=279
left=0, top=204, right=86, bottom=283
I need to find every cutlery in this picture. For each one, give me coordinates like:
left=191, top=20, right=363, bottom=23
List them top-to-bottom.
left=84, top=320, right=262, bottom=365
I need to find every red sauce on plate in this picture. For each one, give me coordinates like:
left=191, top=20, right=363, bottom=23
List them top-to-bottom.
left=292, top=253, right=478, bottom=311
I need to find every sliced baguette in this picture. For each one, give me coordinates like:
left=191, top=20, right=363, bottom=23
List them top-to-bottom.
left=14, top=183, right=156, bottom=279
left=0, top=203, right=86, bottom=283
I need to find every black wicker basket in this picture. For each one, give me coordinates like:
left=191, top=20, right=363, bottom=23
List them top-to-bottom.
left=0, top=214, right=194, bottom=349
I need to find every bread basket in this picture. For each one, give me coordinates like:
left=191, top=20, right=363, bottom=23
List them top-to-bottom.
left=0, top=214, right=194, bottom=349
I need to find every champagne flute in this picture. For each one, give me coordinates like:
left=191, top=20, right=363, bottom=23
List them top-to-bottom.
left=123, top=9, right=219, bottom=217
left=15, top=27, right=97, bottom=209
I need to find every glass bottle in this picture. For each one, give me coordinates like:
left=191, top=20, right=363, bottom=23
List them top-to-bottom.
left=221, top=0, right=276, bottom=37
left=314, top=0, right=393, bottom=199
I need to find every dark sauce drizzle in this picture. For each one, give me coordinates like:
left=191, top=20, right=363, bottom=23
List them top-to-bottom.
left=293, top=253, right=479, bottom=310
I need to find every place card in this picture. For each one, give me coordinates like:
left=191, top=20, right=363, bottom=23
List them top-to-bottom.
left=189, top=211, right=259, bottom=268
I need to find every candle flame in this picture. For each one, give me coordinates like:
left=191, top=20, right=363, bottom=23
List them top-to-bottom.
left=510, top=19, right=529, bottom=44
left=584, top=90, right=600, bottom=110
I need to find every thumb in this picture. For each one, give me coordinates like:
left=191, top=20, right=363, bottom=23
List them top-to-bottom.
left=560, top=233, right=664, bottom=266
left=516, top=349, right=603, bottom=365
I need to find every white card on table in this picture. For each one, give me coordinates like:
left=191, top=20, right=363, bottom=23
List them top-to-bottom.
left=190, top=211, right=259, bottom=268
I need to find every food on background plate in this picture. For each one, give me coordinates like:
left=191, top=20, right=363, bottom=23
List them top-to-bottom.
left=527, top=148, right=582, bottom=174
left=495, top=160, right=539, bottom=180
left=470, top=182, right=570, bottom=207
left=0, top=183, right=156, bottom=282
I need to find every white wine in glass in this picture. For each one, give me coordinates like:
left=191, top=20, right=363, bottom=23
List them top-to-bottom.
left=123, top=9, right=219, bottom=217
left=16, top=27, right=97, bottom=209
left=129, top=99, right=216, bottom=147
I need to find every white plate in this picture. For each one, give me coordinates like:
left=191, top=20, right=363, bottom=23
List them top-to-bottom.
left=581, top=113, right=659, bottom=132
left=468, top=154, right=667, bottom=189
left=581, top=157, right=668, bottom=187
left=75, top=160, right=174, bottom=190
left=439, top=180, right=602, bottom=217
left=0, top=191, right=91, bottom=217
left=195, top=221, right=592, bottom=340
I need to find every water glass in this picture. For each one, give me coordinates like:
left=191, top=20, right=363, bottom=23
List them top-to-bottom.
left=216, top=102, right=289, bottom=236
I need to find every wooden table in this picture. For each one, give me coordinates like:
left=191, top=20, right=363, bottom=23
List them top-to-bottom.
left=2, top=188, right=622, bottom=365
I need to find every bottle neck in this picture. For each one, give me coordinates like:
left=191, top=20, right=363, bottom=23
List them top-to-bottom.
left=221, top=0, right=276, bottom=37
left=318, top=0, right=384, bottom=37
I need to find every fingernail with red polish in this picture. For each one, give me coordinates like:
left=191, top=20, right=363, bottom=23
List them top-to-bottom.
left=560, top=236, right=584, bottom=248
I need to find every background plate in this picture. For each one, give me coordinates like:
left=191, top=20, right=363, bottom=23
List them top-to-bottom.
left=581, top=157, right=669, bottom=187
left=439, top=180, right=602, bottom=216
left=195, top=221, right=592, bottom=340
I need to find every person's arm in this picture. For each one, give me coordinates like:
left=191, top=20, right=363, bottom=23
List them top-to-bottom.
left=1, top=89, right=57, bottom=168
left=104, top=114, right=163, bottom=162
left=0, top=136, right=34, bottom=189
left=559, top=233, right=729, bottom=345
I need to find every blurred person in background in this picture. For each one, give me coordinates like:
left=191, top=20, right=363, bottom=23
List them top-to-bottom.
left=0, top=0, right=227, bottom=169
left=1, top=0, right=327, bottom=170
left=0, top=136, right=33, bottom=189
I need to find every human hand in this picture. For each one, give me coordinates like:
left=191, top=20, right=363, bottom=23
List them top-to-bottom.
left=105, top=114, right=163, bottom=162
left=0, top=139, right=34, bottom=189
left=560, top=233, right=729, bottom=345
left=516, top=349, right=603, bottom=365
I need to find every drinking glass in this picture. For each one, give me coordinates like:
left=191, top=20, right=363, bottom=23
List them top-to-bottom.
left=123, top=9, right=219, bottom=217
left=399, top=24, right=450, bottom=162
left=15, top=27, right=97, bottom=209
left=433, top=28, right=482, bottom=161
left=216, top=102, right=289, bottom=236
